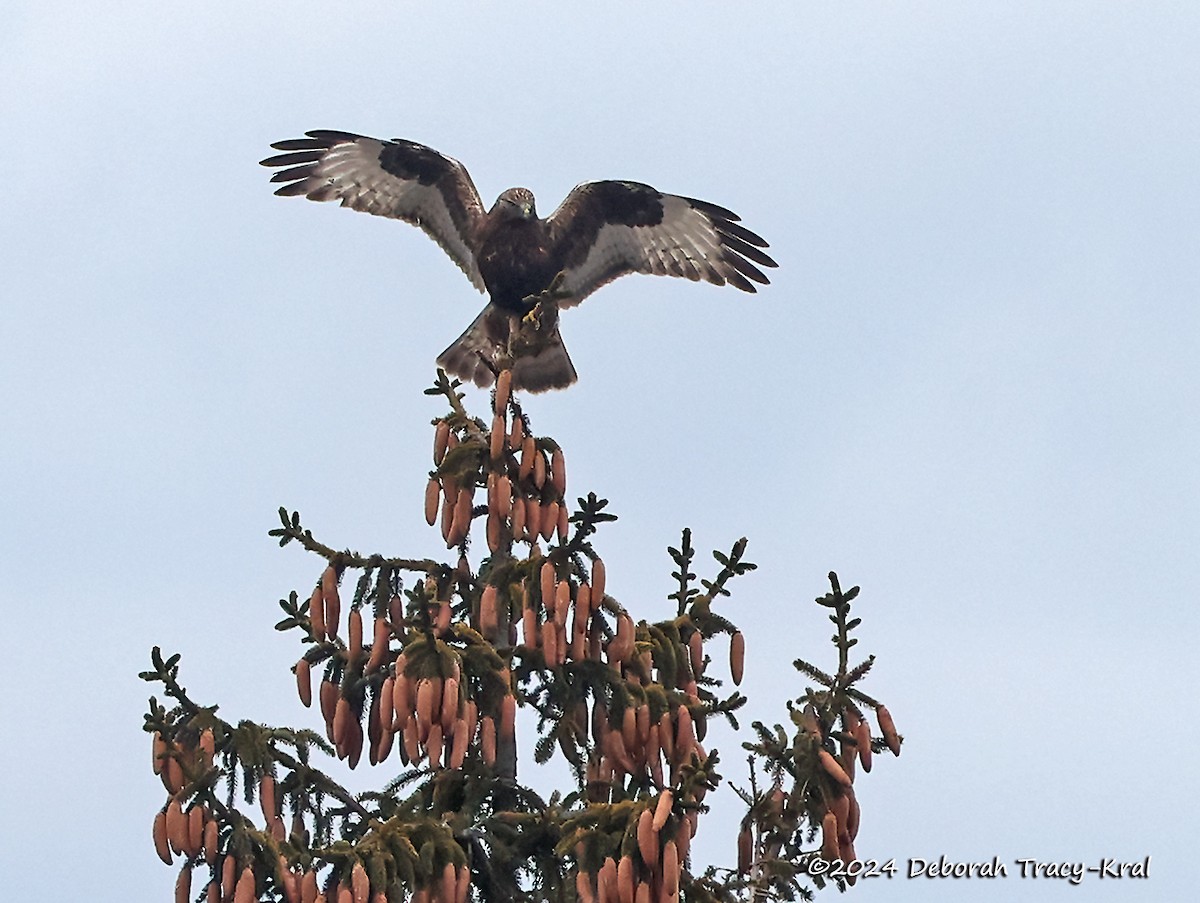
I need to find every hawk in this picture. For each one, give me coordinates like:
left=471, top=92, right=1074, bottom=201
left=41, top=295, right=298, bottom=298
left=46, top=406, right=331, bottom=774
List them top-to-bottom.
left=261, top=130, right=777, bottom=392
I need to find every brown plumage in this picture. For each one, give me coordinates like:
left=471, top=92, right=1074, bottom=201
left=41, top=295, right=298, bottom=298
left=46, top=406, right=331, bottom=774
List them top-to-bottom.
left=261, top=130, right=777, bottom=392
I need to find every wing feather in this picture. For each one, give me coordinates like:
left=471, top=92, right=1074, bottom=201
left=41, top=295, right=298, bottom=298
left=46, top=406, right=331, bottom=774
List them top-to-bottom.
left=261, top=131, right=487, bottom=291
left=545, top=181, right=777, bottom=306
left=715, top=230, right=777, bottom=268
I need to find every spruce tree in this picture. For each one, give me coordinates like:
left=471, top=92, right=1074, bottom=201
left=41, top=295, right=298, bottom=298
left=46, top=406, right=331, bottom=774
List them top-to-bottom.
left=143, top=369, right=902, bottom=903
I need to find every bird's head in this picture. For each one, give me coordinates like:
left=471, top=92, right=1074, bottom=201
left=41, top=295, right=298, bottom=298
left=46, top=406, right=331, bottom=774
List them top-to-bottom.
left=495, top=187, right=537, bottom=221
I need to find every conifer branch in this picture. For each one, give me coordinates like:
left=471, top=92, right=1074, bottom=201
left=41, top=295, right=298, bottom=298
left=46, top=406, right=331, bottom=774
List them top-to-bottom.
left=139, top=372, right=902, bottom=903
left=269, top=507, right=442, bottom=573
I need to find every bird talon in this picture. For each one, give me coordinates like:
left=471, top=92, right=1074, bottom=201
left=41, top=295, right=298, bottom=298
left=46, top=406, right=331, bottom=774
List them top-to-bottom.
left=522, top=303, right=542, bottom=326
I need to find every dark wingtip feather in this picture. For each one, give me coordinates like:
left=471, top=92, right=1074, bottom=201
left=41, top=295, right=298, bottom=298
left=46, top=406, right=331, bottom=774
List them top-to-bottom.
left=305, top=129, right=363, bottom=144
left=267, top=131, right=360, bottom=155
left=268, top=138, right=326, bottom=152
left=260, top=150, right=323, bottom=168
left=268, top=164, right=318, bottom=183
left=273, top=182, right=313, bottom=197
left=682, top=196, right=741, bottom=221
left=717, top=219, right=773, bottom=250
left=719, top=231, right=778, bottom=268
left=724, top=251, right=771, bottom=288
left=724, top=270, right=757, bottom=293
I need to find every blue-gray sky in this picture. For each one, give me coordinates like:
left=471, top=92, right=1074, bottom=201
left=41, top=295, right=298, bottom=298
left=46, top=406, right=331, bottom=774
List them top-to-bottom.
left=2, top=3, right=1197, bottom=901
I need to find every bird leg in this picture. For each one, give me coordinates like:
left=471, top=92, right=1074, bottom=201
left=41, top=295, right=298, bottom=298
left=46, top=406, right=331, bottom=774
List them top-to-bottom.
left=520, top=271, right=569, bottom=326
left=507, top=277, right=568, bottom=362
left=508, top=303, right=559, bottom=359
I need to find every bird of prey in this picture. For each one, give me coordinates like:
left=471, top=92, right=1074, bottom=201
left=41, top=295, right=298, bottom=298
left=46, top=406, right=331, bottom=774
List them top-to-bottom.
left=261, top=130, right=777, bottom=392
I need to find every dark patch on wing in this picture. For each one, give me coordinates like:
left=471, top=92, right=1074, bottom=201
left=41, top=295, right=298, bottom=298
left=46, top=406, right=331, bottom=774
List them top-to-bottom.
left=379, top=139, right=460, bottom=186
left=584, top=181, right=666, bottom=227
left=547, top=182, right=665, bottom=276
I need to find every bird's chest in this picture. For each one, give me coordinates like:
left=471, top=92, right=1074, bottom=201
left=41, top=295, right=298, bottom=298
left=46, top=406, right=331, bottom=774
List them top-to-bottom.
left=477, top=224, right=558, bottom=312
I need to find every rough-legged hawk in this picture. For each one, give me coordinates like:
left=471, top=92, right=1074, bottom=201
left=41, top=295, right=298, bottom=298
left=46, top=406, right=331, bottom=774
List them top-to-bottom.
left=261, top=130, right=777, bottom=392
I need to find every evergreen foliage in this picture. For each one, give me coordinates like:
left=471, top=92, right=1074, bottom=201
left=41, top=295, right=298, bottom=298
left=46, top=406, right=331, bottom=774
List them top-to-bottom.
left=142, top=371, right=902, bottom=902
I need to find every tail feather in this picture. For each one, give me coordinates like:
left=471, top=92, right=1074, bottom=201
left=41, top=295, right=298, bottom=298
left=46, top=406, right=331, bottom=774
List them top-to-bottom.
left=437, top=304, right=577, bottom=393
left=437, top=308, right=502, bottom=389
left=510, top=338, right=577, bottom=393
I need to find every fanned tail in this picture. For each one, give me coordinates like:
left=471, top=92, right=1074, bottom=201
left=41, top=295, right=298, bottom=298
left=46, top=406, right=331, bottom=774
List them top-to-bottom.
left=437, top=304, right=577, bottom=393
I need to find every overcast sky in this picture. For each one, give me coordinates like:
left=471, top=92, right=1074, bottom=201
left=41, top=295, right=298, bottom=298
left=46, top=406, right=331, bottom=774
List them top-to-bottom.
left=2, top=3, right=1197, bottom=901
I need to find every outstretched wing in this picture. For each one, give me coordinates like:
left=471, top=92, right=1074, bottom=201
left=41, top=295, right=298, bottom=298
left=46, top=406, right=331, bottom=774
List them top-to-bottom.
left=261, top=130, right=487, bottom=291
left=544, top=180, right=777, bottom=307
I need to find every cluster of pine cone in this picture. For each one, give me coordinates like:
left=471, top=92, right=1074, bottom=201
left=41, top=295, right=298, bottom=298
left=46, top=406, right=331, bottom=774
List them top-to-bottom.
left=147, top=368, right=777, bottom=902
left=425, top=369, right=568, bottom=550
left=735, top=702, right=901, bottom=887
left=571, top=789, right=695, bottom=903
